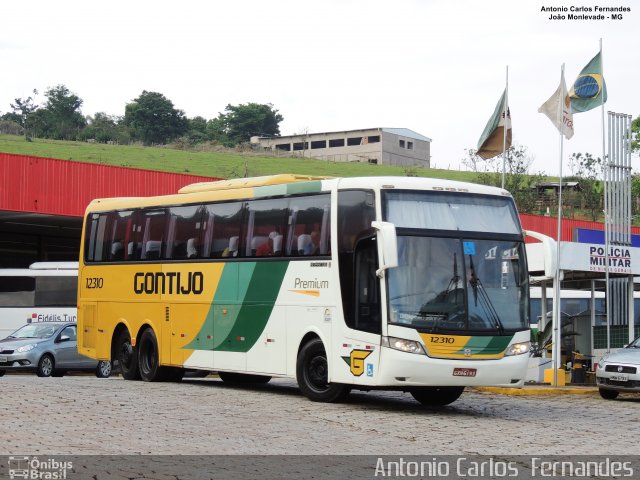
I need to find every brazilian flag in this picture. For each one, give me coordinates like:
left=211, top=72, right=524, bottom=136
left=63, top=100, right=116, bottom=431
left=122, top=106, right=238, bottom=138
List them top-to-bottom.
left=569, top=51, right=607, bottom=113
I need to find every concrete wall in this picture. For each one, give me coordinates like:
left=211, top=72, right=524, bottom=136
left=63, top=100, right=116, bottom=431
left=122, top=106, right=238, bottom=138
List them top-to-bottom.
left=381, top=131, right=430, bottom=167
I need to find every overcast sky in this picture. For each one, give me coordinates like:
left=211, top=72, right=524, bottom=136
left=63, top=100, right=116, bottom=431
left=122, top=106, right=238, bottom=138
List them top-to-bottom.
left=1, top=0, right=638, bottom=175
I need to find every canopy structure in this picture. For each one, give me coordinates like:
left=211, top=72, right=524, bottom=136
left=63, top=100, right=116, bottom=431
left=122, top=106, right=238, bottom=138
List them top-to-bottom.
left=526, top=231, right=639, bottom=384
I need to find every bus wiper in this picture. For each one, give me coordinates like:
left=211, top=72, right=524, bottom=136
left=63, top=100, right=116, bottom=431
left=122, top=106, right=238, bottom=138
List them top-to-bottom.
left=468, top=256, right=504, bottom=335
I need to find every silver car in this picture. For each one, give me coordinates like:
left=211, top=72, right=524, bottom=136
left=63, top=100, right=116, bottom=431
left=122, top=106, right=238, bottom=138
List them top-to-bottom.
left=0, top=322, right=111, bottom=378
left=596, top=335, right=640, bottom=400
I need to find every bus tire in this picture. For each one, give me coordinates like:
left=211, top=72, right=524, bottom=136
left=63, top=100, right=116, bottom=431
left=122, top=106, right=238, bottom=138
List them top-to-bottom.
left=138, top=328, right=163, bottom=382
left=116, top=329, right=140, bottom=380
left=296, top=338, right=350, bottom=402
left=36, top=354, right=55, bottom=377
left=0, top=370, right=5, bottom=377
left=218, top=372, right=271, bottom=384
left=410, top=386, right=464, bottom=406
left=599, top=388, right=619, bottom=400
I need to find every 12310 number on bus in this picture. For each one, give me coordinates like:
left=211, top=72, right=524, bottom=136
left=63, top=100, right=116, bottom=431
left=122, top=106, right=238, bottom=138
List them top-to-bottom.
left=85, top=277, right=104, bottom=289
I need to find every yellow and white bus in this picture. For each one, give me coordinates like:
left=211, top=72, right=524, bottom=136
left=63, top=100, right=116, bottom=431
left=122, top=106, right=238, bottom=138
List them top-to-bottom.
left=77, top=175, right=531, bottom=405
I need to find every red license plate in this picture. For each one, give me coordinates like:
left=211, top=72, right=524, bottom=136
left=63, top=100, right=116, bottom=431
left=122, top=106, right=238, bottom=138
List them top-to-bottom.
left=453, top=368, right=477, bottom=377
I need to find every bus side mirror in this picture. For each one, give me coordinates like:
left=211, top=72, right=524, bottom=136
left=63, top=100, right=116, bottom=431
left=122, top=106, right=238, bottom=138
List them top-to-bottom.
left=372, top=221, right=398, bottom=278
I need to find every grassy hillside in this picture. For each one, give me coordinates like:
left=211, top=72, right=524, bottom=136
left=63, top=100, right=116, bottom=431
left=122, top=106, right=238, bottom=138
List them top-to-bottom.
left=0, top=134, right=477, bottom=182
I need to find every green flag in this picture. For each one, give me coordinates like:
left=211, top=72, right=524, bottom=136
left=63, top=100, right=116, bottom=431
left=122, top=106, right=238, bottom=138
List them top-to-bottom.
left=569, top=51, right=607, bottom=113
left=476, top=89, right=511, bottom=160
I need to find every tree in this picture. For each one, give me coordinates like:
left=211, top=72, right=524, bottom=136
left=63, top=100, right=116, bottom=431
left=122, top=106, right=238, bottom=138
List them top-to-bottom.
left=39, top=85, right=86, bottom=140
left=10, top=89, right=39, bottom=140
left=124, top=91, right=188, bottom=145
left=217, top=103, right=283, bottom=145
left=78, top=112, right=126, bottom=144
left=632, top=114, right=640, bottom=153
left=186, top=116, right=209, bottom=144
left=206, top=116, right=231, bottom=146
left=463, top=145, right=544, bottom=214
left=567, top=152, right=604, bottom=221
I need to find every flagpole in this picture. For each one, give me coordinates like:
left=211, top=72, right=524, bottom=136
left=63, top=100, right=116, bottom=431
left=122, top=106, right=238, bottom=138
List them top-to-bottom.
left=600, top=38, right=611, bottom=353
left=553, top=64, right=566, bottom=387
left=502, top=66, right=509, bottom=189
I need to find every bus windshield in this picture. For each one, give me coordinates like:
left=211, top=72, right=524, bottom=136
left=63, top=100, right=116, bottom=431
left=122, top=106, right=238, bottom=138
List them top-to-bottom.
left=384, top=191, right=529, bottom=333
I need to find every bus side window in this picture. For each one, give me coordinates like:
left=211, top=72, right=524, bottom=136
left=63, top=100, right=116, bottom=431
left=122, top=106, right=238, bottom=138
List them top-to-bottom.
left=287, top=194, right=331, bottom=257
left=245, top=198, right=288, bottom=258
left=203, top=202, right=244, bottom=259
left=165, top=205, right=204, bottom=260
left=138, top=209, right=167, bottom=261
left=106, top=210, right=136, bottom=262
left=85, top=213, right=110, bottom=262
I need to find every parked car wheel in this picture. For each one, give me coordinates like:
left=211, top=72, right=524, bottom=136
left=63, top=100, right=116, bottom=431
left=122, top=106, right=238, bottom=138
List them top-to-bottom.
left=36, top=354, right=55, bottom=377
left=95, top=360, right=112, bottom=378
left=599, top=388, right=619, bottom=400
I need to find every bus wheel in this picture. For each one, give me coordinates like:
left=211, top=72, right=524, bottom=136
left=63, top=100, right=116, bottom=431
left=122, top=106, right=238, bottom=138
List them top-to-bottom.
left=138, top=328, right=163, bottom=382
left=116, top=329, right=140, bottom=380
left=296, top=338, right=350, bottom=402
left=36, top=354, right=55, bottom=377
left=0, top=370, right=5, bottom=377
left=218, top=372, right=271, bottom=384
left=410, top=386, right=464, bottom=406
left=599, top=388, right=619, bottom=400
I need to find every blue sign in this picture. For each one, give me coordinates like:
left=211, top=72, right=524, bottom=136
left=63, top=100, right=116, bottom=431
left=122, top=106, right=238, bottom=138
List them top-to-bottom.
left=576, top=228, right=640, bottom=247
left=463, top=241, right=476, bottom=255
left=366, top=363, right=374, bottom=377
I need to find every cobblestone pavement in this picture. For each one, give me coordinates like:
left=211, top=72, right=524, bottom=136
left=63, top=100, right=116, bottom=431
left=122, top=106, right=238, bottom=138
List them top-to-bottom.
left=2, top=375, right=639, bottom=456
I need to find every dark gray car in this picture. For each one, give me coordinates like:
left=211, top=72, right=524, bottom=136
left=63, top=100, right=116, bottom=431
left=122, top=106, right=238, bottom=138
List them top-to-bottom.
left=0, top=322, right=111, bottom=378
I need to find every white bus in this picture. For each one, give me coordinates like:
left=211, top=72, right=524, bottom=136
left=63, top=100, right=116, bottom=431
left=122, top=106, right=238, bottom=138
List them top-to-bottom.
left=78, top=175, right=531, bottom=405
left=0, top=262, right=78, bottom=339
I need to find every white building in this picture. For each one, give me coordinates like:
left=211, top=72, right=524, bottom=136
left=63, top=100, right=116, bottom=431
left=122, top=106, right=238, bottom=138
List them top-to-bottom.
left=251, top=127, right=431, bottom=167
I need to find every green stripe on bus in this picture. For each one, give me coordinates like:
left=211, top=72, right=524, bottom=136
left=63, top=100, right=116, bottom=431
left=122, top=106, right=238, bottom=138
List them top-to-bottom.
left=255, top=181, right=323, bottom=198
left=286, top=181, right=323, bottom=195
left=255, top=184, right=288, bottom=197
left=185, top=261, right=289, bottom=352
left=214, top=261, right=289, bottom=352
left=456, top=335, right=513, bottom=355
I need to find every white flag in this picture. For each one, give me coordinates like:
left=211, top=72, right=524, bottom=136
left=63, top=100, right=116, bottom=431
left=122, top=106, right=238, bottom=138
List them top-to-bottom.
left=538, top=71, right=574, bottom=139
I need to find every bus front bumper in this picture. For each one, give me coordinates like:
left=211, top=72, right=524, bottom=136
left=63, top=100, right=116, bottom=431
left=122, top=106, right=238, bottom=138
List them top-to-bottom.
left=376, top=347, right=529, bottom=388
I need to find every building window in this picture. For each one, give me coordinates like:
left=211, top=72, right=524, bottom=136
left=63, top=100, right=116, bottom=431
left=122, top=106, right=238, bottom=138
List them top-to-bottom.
left=368, top=135, right=380, bottom=143
left=347, top=137, right=362, bottom=146
left=329, top=138, right=345, bottom=148
left=399, top=139, right=405, bottom=148
left=311, top=140, right=327, bottom=149
left=407, top=141, right=413, bottom=150
left=293, top=142, right=308, bottom=151
left=275, top=143, right=291, bottom=151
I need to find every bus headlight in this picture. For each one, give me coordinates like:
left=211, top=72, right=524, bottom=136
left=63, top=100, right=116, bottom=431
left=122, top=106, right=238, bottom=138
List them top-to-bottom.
left=382, top=336, right=426, bottom=355
left=505, top=341, right=530, bottom=356
left=16, top=344, right=37, bottom=353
